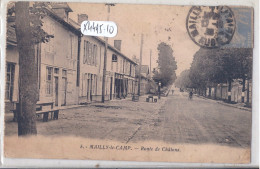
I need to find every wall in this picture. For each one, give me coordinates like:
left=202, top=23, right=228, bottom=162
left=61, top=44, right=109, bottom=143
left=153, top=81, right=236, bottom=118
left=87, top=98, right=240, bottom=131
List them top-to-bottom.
left=39, top=16, right=78, bottom=106
left=79, top=36, right=105, bottom=103
left=212, top=80, right=252, bottom=104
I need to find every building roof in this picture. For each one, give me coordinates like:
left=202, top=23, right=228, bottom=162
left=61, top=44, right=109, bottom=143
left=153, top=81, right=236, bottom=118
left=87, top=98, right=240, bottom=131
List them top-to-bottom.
left=50, top=2, right=73, bottom=12
left=6, top=4, right=80, bottom=45
left=44, top=7, right=80, bottom=36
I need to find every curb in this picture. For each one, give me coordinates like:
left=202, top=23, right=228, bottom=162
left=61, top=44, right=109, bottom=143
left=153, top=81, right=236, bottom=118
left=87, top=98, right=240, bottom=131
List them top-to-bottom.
left=195, top=95, right=251, bottom=112
left=216, top=102, right=251, bottom=112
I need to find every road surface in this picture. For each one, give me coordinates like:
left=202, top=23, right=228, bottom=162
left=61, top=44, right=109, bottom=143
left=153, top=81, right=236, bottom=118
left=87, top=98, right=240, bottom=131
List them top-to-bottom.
left=5, top=91, right=251, bottom=148
left=130, top=91, right=251, bottom=148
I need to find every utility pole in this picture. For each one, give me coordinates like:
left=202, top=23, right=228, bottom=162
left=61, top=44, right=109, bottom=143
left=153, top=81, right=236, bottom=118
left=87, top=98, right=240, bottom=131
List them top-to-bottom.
left=102, top=3, right=115, bottom=103
left=138, top=34, right=144, bottom=96
left=150, top=49, right=152, bottom=74
left=246, top=79, right=250, bottom=103
left=158, top=81, right=161, bottom=99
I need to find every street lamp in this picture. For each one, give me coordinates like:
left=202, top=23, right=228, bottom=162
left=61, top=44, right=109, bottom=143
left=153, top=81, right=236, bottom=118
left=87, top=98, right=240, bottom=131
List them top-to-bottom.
left=158, top=81, right=161, bottom=99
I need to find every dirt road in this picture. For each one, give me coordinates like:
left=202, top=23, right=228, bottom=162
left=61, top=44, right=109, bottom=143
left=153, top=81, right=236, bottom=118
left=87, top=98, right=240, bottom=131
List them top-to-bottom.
left=5, top=92, right=251, bottom=148
left=130, top=92, right=251, bottom=148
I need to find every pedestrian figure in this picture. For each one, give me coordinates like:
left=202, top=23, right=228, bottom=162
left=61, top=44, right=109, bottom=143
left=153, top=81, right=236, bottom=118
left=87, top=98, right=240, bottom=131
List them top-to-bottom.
left=172, top=89, right=174, bottom=95
left=189, top=91, right=193, bottom=100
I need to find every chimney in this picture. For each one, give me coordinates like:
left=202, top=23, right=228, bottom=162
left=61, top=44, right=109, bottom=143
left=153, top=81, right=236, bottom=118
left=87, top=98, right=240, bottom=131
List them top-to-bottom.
left=78, top=14, right=88, bottom=24
left=114, top=40, right=122, bottom=51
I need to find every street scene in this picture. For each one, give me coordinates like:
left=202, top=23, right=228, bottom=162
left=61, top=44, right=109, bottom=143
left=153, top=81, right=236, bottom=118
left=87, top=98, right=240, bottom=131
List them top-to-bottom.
left=3, top=2, right=253, bottom=163
left=5, top=88, right=251, bottom=148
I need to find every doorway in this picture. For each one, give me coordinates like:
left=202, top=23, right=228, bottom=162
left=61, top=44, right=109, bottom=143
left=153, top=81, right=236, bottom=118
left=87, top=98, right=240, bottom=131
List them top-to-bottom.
left=54, top=77, right=59, bottom=106
left=61, top=77, right=67, bottom=106
left=110, top=77, right=113, bottom=100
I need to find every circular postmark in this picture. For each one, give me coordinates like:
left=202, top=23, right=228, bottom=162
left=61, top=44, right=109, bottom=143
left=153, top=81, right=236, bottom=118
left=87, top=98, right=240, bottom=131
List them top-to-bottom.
left=186, top=6, right=236, bottom=48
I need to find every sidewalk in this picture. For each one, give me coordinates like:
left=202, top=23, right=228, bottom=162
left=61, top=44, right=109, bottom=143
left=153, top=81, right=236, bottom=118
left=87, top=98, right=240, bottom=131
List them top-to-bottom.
left=5, top=94, right=168, bottom=136
left=195, top=94, right=251, bottom=112
left=5, top=95, right=165, bottom=118
left=4, top=104, right=89, bottom=122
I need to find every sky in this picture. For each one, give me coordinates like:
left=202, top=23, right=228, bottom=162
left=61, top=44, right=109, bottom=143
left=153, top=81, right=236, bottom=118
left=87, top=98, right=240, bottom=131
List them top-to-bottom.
left=68, top=3, right=200, bottom=75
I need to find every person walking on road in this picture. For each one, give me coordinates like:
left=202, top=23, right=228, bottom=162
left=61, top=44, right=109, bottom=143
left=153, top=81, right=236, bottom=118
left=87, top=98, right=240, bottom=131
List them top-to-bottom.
left=172, top=89, right=174, bottom=95
left=189, top=91, right=193, bottom=100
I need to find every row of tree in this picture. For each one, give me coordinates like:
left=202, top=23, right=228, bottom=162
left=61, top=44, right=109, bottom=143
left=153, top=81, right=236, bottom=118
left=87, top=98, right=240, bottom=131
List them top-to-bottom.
left=175, top=47, right=253, bottom=102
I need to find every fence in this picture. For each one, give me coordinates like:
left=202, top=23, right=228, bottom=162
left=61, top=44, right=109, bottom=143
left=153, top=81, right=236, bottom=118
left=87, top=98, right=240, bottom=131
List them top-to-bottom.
left=206, top=79, right=252, bottom=104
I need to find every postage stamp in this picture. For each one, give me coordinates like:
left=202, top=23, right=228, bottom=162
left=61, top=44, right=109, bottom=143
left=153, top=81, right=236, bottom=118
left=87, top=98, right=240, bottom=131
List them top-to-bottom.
left=1, top=1, right=256, bottom=167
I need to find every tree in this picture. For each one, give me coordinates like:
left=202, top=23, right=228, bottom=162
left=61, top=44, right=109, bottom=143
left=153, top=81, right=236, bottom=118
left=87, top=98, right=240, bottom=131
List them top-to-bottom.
left=10, top=2, right=53, bottom=135
left=15, top=2, right=38, bottom=135
left=153, top=42, right=177, bottom=87
left=189, top=47, right=253, bottom=102
left=189, top=48, right=211, bottom=95
left=213, top=48, right=252, bottom=102
left=229, top=48, right=252, bottom=102
left=175, top=70, right=192, bottom=90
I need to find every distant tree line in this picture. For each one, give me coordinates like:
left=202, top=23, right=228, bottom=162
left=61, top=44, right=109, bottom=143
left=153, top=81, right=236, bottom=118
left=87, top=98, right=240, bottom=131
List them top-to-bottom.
left=175, top=48, right=253, bottom=103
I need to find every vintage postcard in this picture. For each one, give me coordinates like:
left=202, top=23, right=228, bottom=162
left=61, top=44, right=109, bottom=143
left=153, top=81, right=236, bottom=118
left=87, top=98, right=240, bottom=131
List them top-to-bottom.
left=2, top=1, right=255, bottom=165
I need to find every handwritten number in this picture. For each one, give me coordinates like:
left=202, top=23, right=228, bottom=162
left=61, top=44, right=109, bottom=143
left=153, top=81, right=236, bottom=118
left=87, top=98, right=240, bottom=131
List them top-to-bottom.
left=82, top=21, right=116, bottom=36
left=99, top=24, right=103, bottom=34
left=109, top=26, right=114, bottom=34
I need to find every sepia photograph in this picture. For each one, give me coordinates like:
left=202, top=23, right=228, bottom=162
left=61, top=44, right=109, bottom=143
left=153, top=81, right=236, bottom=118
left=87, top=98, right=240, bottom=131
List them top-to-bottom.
left=3, top=1, right=255, bottom=164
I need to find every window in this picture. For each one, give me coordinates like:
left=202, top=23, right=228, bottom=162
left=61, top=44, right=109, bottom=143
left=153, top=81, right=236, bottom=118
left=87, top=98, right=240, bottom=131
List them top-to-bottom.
left=46, top=23, right=54, bottom=52
left=69, top=35, right=73, bottom=59
left=83, top=40, right=98, bottom=66
left=83, top=41, right=89, bottom=64
left=88, top=43, right=92, bottom=64
left=93, top=44, right=97, bottom=66
left=112, top=54, right=117, bottom=62
left=111, top=57, right=114, bottom=71
left=116, top=59, right=119, bottom=72
left=123, top=59, right=125, bottom=74
left=120, top=60, right=123, bottom=73
left=125, top=61, right=129, bottom=75
left=5, top=63, right=15, bottom=101
left=130, top=63, right=132, bottom=76
left=46, top=67, right=53, bottom=95
left=54, top=68, right=59, bottom=75
left=62, top=70, right=67, bottom=77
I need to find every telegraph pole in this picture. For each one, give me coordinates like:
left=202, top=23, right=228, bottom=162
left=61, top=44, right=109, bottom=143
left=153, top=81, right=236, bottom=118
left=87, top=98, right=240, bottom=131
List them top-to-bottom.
left=102, top=3, right=115, bottom=103
left=138, top=34, right=144, bottom=96
left=150, top=49, right=152, bottom=74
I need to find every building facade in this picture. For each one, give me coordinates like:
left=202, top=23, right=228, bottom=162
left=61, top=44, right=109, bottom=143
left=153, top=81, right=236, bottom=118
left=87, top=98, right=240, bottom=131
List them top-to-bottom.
left=5, top=3, right=138, bottom=112
left=6, top=4, right=80, bottom=110
left=39, top=5, right=80, bottom=107
left=70, top=14, right=137, bottom=103
left=78, top=38, right=137, bottom=102
left=136, top=65, right=151, bottom=95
